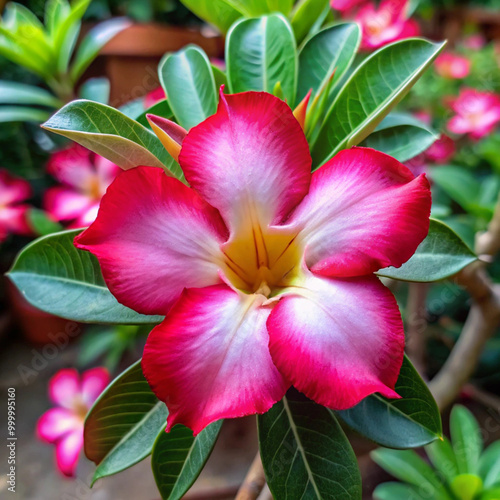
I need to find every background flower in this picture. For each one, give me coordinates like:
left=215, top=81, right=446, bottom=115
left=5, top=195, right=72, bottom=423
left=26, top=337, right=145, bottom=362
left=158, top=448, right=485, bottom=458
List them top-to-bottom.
left=435, top=53, right=471, bottom=79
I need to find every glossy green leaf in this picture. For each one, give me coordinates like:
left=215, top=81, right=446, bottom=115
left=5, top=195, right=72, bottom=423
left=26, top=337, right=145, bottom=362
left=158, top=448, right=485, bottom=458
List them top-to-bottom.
left=45, top=0, right=70, bottom=35
left=179, top=0, right=243, bottom=34
left=228, top=0, right=294, bottom=15
left=290, top=0, right=329, bottom=43
left=226, top=14, right=297, bottom=105
left=70, top=18, right=131, bottom=83
left=297, top=23, right=360, bottom=108
left=312, top=38, right=446, bottom=167
left=159, top=45, right=217, bottom=130
left=212, top=64, right=227, bottom=89
left=0, top=81, right=61, bottom=108
left=42, top=99, right=182, bottom=178
left=136, top=99, right=173, bottom=128
left=0, top=105, right=51, bottom=123
left=360, top=112, right=438, bottom=162
left=27, top=208, right=63, bottom=236
left=377, top=219, right=477, bottom=282
left=7, top=230, right=163, bottom=325
left=337, top=356, right=441, bottom=449
left=85, top=360, right=168, bottom=483
left=259, top=389, right=361, bottom=499
left=450, top=405, right=483, bottom=475
left=152, top=421, right=223, bottom=500
left=426, top=437, right=459, bottom=484
left=479, top=441, right=500, bottom=488
left=371, top=449, right=452, bottom=499
left=450, top=474, right=483, bottom=500
left=373, top=482, right=429, bottom=500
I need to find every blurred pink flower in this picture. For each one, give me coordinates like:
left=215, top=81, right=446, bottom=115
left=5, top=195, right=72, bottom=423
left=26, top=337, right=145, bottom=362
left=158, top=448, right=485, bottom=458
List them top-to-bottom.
left=330, top=0, right=367, bottom=13
left=355, top=0, right=420, bottom=50
left=463, top=34, right=486, bottom=50
left=435, top=53, right=470, bottom=79
left=144, top=87, right=166, bottom=109
left=447, top=88, right=500, bottom=140
left=413, top=110, right=432, bottom=125
left=425, top=134, right=455, bottom=164
left=44, top=145, right=120, bottom=228
left=0, top=169, right=32, bottom=243
left=37, top=368, right=110, bottom=477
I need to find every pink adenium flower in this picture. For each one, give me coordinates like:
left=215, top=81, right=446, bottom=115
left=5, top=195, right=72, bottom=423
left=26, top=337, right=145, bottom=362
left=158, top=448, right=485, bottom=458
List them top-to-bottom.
left=330, top=0, right=367, bottom=13
left=355, top=0, right=420, bottom=50
left=463, top=34, right=485, bottom=50
left=435, top=53, right=470, bottom=79
left=144, top=87, right=166, bottom=109
left=447, top=88, right=500, bottom=140
left=75, top=91, right=431, bottom=434
left=425, top=134, right=455, bottom=164
left=44, top=145, right=120, bottom=228
left=0, top=169, right=32, bottom=242
left=37, top=368, right=109, bottom=477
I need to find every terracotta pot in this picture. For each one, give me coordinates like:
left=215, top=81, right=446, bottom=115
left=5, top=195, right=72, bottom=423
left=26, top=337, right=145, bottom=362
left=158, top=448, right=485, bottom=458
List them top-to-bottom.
left=83, top=23, right=224, bottom=107
left=7, top=279, right=80, bottom=346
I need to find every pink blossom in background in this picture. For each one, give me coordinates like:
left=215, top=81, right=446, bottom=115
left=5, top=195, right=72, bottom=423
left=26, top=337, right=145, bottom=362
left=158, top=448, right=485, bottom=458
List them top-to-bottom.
left=330, top=0, right=367, bottom=13
left=355, top=0, right=420, bottom=50
left=463, top=34, right=486, bottom=50
left=435, top=53, right=470, bottom=79
left=144, top=87, right=166, bottom=108
left=447, top=88, right=500, bottom=140
left=75, top=90, right=431, bottom=435
left=413, top=110, right=432, bottom=125
left=425, top=134, right=455, bottom=164
left=44, top=145, right=120, bottom=228
left=0, top=169, right=32, bottom=242
left=37, top=368, right=109, bottom=477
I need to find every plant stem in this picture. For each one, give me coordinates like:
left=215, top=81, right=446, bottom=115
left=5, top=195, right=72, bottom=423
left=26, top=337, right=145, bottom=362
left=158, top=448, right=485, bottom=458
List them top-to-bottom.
left=235, top=452, right=266, bottom=500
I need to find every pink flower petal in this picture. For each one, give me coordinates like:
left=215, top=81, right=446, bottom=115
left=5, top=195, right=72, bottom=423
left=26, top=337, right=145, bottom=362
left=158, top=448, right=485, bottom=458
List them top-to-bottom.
left=179, top=90, right=311, bottom=232
left=47, top=145, right=95, bottom=190
left=285, top=147, right=431, bottom=277
left=94, top=156, right=120, bottom=187
left=75, top=167, right=228, bottom=315
left=0, top=169, right=32, bottom=206
left=43, top=186, right=93, bottom=221
left=0, top=205, right=32, bottom=235
left=267, top=272, right=404, bottom=409
left=142, top=284, right=288, bottom=434
left=81, top=367, right=110, bottom=407
left=49, top=369, right=81, bottom=409
left=37, top=408, right=81, bottom=443
left=55, top=429, right=83, bottom=477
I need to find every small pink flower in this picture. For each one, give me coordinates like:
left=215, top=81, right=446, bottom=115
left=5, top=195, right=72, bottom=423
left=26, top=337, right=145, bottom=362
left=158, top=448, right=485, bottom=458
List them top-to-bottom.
left=330, top=0, right=367, bottom=13
left=355, top=0, right=420, bottom=50
left=463, top=34, right=485, bottom=50
left=435, top=53, right=470, bottom=79
left=144, top=87, right=166, bottom=109
left=447, top=88, right=500, bottom=140
left=75, top=90, right=431, bottom=435
left=413, top=110, right=432, bottom=126
left=425, top=134, right=455, bottom=164
left=44, top=145, right=120, bottom=228
left=0, top=169, right=32, bottom=243
left=37, top=368, right=110, bottom=477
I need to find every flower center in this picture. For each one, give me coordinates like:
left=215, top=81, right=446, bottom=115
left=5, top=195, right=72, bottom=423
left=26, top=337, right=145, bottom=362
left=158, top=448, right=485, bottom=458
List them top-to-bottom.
left=221, top=224, right=303, bottom=298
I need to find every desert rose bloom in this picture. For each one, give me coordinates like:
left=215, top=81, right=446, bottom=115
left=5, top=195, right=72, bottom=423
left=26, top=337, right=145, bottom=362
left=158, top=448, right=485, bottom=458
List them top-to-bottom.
left=330, top=0, right=367, bottom=13
left=355, top=0, right=420, bottom=50
left=463, top=34, right=485, bottom=50
left=435, top=53, right=470, bottom=79
left=447, top=88, right=500, bottom=140
left=75, top=90, right=431, bottom=434
left=425, top=134, right=455, bottom=164
left=44, top=145, right=120, bottom=228
left=0, top=169, right=32, bottom=242
left=37, top=368, right=109, bottom=477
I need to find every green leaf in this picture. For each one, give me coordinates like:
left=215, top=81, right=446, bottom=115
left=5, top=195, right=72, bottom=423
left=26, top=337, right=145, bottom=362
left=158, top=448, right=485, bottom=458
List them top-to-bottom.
left=45, top=0, right=70, bottom=35
left=179, top=0, right=243, bottom=34
left=228, top=0, right=294, bottom=16
left=290, top=0, right=329, bottom=43
left=226, top=14, right=297, bottom=105
left=70, top=18, right=131, bottom=83
left=297, top=23, right=360, bottom=108
left=312, top=38, right=446, bottom=168
left=159, top=45, right=217, bottom=130
left=212, top=64, right=228, bottom=89
left=78, top=77, right=110, bottom=104
left=0, top=81, right=61, bottom=108
left=42, top=99, right=182, bottom=178
left=136, top=99, right=173, bottom=128
left=0, top=105, right=51, bottom=123
left=360, top=112, right=438, bottom=162
left=27, top=208, right=63, bottom=236
left=377, top=219, right=477, bottom=282
left=7, top=230, right=163, bottom=325
left=337, top=356, right=441, bottom=449
left=84, top=360, right=168, bottom=483
left=259, top=389, right=361, bottom=499
left=450, top=405, right=483, bottom=475
left=152, top=421, right=223, bottom=500
left=426, top=437, right=459, bottom=484
left=479, top=441, right=500, bottom=488
left=371, top=449, right=452, bottom=499
left=450, top=474, right=483, bottom=500
left=373, top=482, right=429, bottom=500
left=480, top=488, right=500, bottom=500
